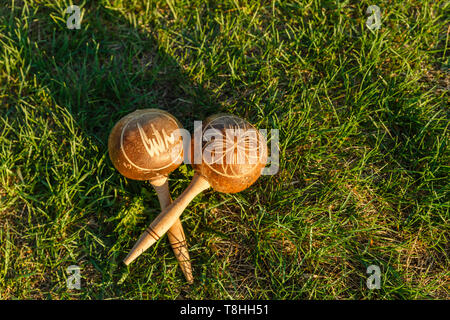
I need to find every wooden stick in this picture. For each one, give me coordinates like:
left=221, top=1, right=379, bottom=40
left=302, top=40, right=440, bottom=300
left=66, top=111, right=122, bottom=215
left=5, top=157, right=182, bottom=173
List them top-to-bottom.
left=124, top=174, right=210, bottom=265
left=151, top=176, right=194, bottom=284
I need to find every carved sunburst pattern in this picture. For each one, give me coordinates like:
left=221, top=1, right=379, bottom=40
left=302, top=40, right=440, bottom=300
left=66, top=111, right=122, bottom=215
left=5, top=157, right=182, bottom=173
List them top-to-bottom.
left=202, top=115, right=266, bottom=178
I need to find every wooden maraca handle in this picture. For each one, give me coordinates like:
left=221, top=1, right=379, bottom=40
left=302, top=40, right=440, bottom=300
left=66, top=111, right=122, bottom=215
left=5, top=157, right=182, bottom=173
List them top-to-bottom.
left=124, top=174, right=210, bottom=266
left=151, top=177, right=193, bottom=284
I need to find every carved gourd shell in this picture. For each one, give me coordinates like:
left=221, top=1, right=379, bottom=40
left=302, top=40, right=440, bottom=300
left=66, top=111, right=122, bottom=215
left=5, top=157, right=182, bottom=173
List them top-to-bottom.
left=108, top=109, right=183, bottom=181
left=193, top=114, right=268, bottom=193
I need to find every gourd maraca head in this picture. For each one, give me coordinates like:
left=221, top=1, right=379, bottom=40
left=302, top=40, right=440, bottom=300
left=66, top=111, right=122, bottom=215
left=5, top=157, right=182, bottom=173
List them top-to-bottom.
left=108, top=109, right=183, bottom=181
left=192, top=114, right=268, bottom=193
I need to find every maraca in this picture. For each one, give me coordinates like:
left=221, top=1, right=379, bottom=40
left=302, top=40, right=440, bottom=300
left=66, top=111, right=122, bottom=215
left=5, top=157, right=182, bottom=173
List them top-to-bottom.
left=108, top=108, right=193, bottom=283
left=123, top=114, right=268, bottom=265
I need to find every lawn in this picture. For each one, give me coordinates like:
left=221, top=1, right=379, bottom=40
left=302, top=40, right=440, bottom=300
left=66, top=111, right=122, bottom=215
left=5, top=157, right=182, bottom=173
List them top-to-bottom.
left=0, top=0, right=448, bottom=299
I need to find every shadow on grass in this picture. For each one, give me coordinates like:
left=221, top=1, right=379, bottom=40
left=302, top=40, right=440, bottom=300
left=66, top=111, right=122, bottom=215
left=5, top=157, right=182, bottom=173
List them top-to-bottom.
left=20, top=3, right=225, bottom=298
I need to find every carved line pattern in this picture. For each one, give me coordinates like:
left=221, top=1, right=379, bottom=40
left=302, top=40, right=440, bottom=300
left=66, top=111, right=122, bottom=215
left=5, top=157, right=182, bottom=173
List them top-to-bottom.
left=120, top=111, right=183, bottom=172
left=144, top=226, right=160, bottom=242
left=167, top=230, right=192, bottom=268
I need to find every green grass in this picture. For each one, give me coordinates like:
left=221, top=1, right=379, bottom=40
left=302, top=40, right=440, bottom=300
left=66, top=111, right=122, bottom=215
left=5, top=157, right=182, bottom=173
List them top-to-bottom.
left=0, top=0, right=448, bottom=299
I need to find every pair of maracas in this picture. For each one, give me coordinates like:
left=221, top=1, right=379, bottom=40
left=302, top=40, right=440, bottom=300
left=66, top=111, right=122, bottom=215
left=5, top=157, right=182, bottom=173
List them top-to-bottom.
left=108, top=109, right=267, bottom=284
